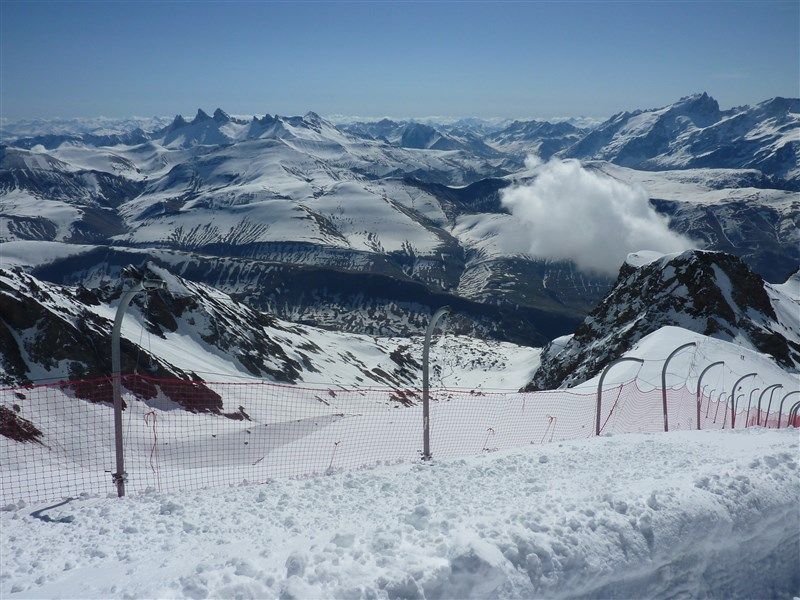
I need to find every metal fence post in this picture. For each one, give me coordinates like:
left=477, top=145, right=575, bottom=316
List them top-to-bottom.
left=111, top=278, right=166, bottom=497
left=422, top=306, right=450, bottom=461
left=661, top=342, right=696, bottom=432
left=595, top=357, right=643, bottom=436
left=695, top=361, right=724, bottom=430
left=728, top=373, right=756, bottom=429
left=757, top=384, right=782, bottom=426
left=763, top=384, right=781, bottom=428
left=706, top=388, right=716, bottom=418
left=745, top=388, right=760, bottom=428
left=777, top=390, right=799, bottom=428
left=713, top=392, right=726, bottom=423
left=723, top=394, right=743, bottom=429
left=788, top=401, right=800, bottom=428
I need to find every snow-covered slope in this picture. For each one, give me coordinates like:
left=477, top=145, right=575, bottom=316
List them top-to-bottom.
left=564, top=93, right=800, bottom=187
left=1, top=98, right=797, bottom=344
left=340, top=119, right=507, bottom=159
left=488, top=119, right=586, bottom=158
left=0, top=146, right=138, bottom=243
left=589, top=162, right=800, bottom=282
left=528, top=250, right=800, bottom=390
left=0, top=265, right=539, bottom=393
left=1, top=428, right=797, bottom=599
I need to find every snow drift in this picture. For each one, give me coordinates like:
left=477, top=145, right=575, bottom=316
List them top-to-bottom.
left=1, top=428, right=797, bottom=599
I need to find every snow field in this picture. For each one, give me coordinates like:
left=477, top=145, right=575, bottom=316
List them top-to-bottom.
left=0, top=428, right=797, bottom=599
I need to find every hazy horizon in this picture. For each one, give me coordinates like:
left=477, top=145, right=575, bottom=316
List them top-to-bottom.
left=1, top=90, right=794, bottom=127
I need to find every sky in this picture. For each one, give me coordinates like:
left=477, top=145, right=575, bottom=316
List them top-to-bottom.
left=1, top=1, right=798, bottom=121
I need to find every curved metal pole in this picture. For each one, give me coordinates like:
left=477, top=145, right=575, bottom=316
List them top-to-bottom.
left=111, top=278, right=165, bottom=497
left=422, top=306, right=451, bottom=461
left=661, top=342, right=697, bottom=432
left=595, top=357, right=643, bottom=436
left=695, top=361, right=724, bottom=430
left=729, top=373, right=757, bottom=429
left=756, top=384, right=782, bottom=426
left=764, top=384, right=781, bottom=428
left=705, top=388, right=716, bottom=418
left=745, top=388, right=760, bottom=428
left=776, top=390, right=799, bottom=428
left=713, top=392, right=726, bottom=423
left=723, top=394, right=744, bottom=429
left=788, top=401, right=800, bottom=428
left=789, top=402, right=800, bottom=426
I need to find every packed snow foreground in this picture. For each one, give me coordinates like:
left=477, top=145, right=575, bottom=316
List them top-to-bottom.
left=1, top=428, right=797, bottom=599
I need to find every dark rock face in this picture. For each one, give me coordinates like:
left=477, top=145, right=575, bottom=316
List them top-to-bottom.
left=30, top=246, right=586, bottom=347
left=526, top=251, right=800, bottom=390
left=6, top=264, right=520, bottom=408
left=0, top=267, right=224, bottom=412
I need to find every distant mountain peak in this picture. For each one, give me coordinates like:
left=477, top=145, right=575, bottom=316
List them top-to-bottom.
left=672, top=91, right=720, bottom=116
left=679, top=91, right=711, bottom=101
left=213, top=108, right=230, bottom=123
left=192, top=109, right=211, bottom=123
left=259, top=113, right=277, bottom=126
left=170, top=114, right=188, bottom=128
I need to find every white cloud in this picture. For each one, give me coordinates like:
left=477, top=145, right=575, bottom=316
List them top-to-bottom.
left=523, top=154, right=543, bottom=169
left=500, top=157, right=698, bottom=276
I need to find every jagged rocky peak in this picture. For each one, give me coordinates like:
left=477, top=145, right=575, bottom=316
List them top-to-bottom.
left=671, top=91, right=720, bottom=116
left=660, top=92, right=721, bottom=128
left=756, top=96, right=800, bottom=115
left=213, top=108, right=231, bottom=122
left=192, top=109, right=212, bottom=123
left=259, top=113, right=277, bottom=124
left=170, top=114, right=188, bottom=128
left=526, top=250, right=800, bottom=390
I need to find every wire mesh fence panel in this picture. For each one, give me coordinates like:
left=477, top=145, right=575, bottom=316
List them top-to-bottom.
left=1, top=375, right=795, bottom=506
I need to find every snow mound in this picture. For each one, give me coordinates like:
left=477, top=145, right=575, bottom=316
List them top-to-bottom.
left=624, top=250, right=668, bottom=268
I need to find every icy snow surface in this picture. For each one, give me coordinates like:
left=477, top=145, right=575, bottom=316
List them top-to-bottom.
left=1, top=428, right=797, bottom=599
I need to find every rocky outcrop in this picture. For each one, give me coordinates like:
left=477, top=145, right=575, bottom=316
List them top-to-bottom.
left=526, top=250, right=800, bottom=390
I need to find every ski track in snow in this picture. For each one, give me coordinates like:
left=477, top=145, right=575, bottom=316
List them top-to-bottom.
left=1, top=428, right=797, bottom=599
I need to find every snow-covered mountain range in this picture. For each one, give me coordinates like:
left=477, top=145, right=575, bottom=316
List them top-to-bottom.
left=0, top=93, right=797, bottom=350
left=564, top=94, right=799, bottom=185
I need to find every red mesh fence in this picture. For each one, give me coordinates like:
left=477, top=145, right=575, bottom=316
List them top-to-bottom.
left=1, top=375, right=797, bottom=506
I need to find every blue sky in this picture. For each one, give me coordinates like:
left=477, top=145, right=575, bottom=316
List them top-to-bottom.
left=1, top=1, right=798, bottom=120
